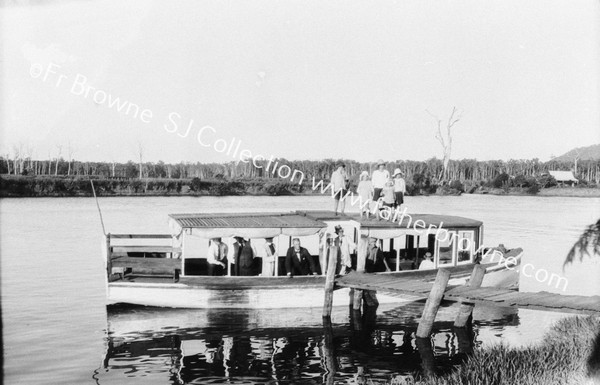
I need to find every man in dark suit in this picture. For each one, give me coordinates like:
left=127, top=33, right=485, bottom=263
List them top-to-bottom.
left=231, top=237, right=244, bottom=276
left=285, top=238, right=318, bottom=277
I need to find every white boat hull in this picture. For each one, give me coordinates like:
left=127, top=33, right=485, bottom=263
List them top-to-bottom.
left=107, top=283, right=409, bottom=309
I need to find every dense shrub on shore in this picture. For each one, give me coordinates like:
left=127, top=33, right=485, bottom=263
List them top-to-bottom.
left=0, top=176, right=306, bottom=197
left=406, top=316, right=600, bottom=385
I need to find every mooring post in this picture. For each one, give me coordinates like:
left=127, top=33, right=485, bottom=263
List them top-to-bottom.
left=323, top=245, right=339, bottom=318
left=454, top=265, right=486, bottom=328
left=416, top=268, right=451, bottom=338
left=415, top=337, right=435, bottom=378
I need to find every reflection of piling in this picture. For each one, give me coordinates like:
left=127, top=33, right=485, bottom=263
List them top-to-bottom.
left=323, top=245, right=339, bottom=318
left=454, top=265, right=486, bottom=328
left=416, top=269, right=450, bottom=338
left=351, top=309, right=362, bottom=331
left=322, top=316, right=337, bottom=385
left=454, top=326, right=474, bottom=356
left=415, top=337, right=436, bottom=379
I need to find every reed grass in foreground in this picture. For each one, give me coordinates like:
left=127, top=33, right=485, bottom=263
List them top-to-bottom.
left=393, top=316, right=600, bottom=385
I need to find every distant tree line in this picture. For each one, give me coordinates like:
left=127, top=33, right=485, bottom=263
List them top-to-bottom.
left=1, top=155, right=598, bottom=183
left=1, top=155, right=598, bottom=197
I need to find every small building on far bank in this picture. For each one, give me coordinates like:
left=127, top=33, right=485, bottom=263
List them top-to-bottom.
left=548, top=170, right=579, bottom=186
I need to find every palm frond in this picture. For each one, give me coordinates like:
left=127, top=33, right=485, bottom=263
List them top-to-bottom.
left=564, top=219, right=600, bottom=267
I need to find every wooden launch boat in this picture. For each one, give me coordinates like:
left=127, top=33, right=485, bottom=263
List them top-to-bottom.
left=103, top=210, right=522, bottom=308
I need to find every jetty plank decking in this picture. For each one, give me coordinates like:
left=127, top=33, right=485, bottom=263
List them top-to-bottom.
left=334, top=270, right=600, bottom=315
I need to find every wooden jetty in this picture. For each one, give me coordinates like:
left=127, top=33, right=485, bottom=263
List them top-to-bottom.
left=323, top=245, right=600, bottom=337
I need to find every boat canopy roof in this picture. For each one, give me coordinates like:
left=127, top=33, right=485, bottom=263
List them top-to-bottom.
left=297, top=211, right=483, bottom=239
left=168, top=212, right=327, bottom=239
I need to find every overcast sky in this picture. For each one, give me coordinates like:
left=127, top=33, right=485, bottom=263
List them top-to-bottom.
left=1, top=0, right=599, bottom=164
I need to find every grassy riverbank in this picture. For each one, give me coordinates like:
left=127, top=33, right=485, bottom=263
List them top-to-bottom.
left=397, top=316, right=600, bottom=385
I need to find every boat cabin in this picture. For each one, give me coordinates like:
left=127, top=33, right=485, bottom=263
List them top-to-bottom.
left=104, top=211, right=484, bottom=282
left=299, top=211, right=483, bottom=271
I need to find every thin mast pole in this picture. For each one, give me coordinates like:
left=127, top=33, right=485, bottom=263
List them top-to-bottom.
left=90, top=180, right=107, bottom=236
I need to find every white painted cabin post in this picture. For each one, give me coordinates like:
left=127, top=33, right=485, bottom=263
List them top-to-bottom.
left=323, top=244, right=339, bottom=318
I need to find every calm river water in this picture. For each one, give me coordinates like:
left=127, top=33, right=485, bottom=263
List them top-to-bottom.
left=1, top=194, right=599, bottom=384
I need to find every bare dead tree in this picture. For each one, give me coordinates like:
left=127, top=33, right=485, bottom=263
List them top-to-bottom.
left=426, top=107, right=462, bottom=181
left=25, top=142, right=34, bottom=174
left=67, top=142, right=76, bottom=176
left=136, top=142, right=144, bottom=179
left=11, top=144, right=23, bottom=175
left=55, top=144, right=62, bottom=176
left=572, top=147, right=582, bottom=176
left=4, top=151, right=11, bottom=174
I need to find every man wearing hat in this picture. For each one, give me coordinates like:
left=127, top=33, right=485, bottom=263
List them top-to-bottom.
left=371, top=160, right=390, bottom=203
left=392, top=168, right=406, bottom=209
left=357, top=170, right=373, bottom=218
left=334, top=225, right=355, bottom=274
left=419, top=252, right=435, bottom=270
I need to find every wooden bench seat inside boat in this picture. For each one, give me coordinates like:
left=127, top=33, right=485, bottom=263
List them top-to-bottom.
left=110, top=256, right=181, bottom=281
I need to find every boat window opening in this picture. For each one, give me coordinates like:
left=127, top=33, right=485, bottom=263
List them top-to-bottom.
left=436, top=230, right=456, bottom=267
left=457, top=230, right=475, bottom=264
left=182, top=235, right=210, bottom=276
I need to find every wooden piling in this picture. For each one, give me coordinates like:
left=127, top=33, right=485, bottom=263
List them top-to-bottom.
left=352, top=235, right=369, bottom=310
left=323, top=245, right=339, bottom=318
left=454, top=265, right=486, bottom=328
left=416, top=268, right=451, bottom=338
left=415, top=337, right=435, bottom=379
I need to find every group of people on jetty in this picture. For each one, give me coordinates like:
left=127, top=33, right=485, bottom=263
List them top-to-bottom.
left=331, top=159, right=407, bottom=217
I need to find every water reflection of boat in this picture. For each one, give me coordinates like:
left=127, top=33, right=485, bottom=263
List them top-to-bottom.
left=103, top=211, right=522, bottom=308
left=96, top=304, right=519, bottom=384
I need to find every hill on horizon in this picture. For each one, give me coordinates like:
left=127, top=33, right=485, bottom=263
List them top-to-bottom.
left=553, top=143, right=600, bottom=162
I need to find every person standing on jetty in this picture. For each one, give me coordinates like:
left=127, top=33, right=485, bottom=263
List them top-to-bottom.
left=371, top=160, right=390, bottom=204
left=331, top=163, right=348, bottom=215
left=392, top=168, right=406, bottom=210
left=357, top=171, right=373, bottom=218
left=379, top=179, right=396, bottom=220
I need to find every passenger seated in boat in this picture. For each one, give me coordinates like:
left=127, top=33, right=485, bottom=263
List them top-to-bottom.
left=207, top=237, right=228, bottom=276
left=229, top=237, right=244, bottom=276
left=261, top=237, right=277, bottom=277
left=365, top=237, right=391, bottom=273
left=238, top=238, right=258, bottom=276
left=285, top=238, right=318, bottom=277
left=418, top=252, right=435, bottom=270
